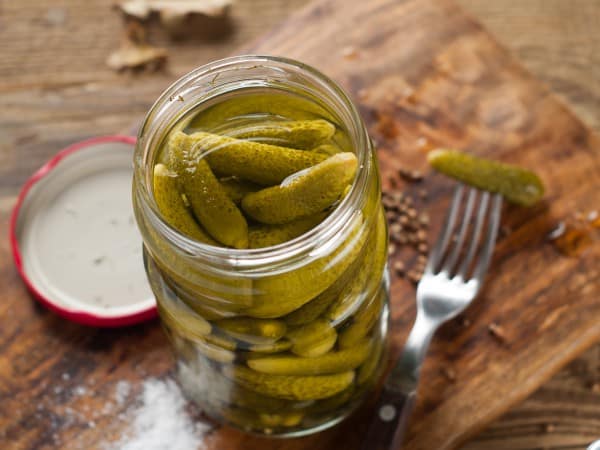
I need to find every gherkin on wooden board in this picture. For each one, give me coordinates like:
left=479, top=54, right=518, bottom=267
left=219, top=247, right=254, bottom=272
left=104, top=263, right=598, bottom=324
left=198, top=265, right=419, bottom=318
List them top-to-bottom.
left=428, top=149, right=544, bottom=206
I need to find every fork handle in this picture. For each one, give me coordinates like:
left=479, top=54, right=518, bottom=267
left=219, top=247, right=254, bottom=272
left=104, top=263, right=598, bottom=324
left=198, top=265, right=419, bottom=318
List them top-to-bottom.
left=360, top=387, right=417, bottom=450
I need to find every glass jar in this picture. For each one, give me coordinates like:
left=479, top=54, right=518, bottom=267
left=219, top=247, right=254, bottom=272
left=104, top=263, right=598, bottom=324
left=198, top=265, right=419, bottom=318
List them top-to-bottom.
left=133, top=55, right=390, bottom=437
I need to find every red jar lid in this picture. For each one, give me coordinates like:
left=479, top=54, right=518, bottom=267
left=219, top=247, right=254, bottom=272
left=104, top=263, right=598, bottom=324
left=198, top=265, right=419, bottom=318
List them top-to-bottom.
left=10, top=136, right=157, bottom=327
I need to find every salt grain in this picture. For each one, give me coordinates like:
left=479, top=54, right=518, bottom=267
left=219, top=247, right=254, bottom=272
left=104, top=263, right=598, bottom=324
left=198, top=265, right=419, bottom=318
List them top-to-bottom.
left=108, top=378, right=211, bottom=450
left=114, top=380, right=131, bottom=406
left=73, top=386, right=88, bottom=397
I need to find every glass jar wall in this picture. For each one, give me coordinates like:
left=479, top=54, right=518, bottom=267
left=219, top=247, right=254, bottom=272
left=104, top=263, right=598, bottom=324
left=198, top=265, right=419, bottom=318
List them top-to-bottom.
left=133, top=56, right=390, bottom=437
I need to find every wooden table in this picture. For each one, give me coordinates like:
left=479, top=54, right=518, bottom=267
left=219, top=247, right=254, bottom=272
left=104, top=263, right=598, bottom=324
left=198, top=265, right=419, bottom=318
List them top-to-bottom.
left=0, top=1, right=598, bottom=449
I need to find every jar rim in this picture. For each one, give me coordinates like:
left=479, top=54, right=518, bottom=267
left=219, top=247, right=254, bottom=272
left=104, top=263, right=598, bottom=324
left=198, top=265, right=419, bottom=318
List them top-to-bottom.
left=134, top=55, right=374, bottom=272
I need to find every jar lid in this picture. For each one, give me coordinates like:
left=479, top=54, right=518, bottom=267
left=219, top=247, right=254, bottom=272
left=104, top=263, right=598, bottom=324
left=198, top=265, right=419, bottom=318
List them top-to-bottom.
left=9, top=136, right=156, bottom=327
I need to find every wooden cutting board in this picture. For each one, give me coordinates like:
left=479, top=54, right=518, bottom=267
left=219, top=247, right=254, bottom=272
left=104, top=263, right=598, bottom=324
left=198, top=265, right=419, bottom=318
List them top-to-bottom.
left=1, top=0, right=599, bottom=449
left=223, top=0, right=600, bottom=448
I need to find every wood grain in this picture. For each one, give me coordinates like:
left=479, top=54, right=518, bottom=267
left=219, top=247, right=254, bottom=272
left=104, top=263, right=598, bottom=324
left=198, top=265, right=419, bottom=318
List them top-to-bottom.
left=0, top=0, right=599, bottom=449
left=459, top=0, right=600, bottom=134
left=246, top=2, right=600, bottom=449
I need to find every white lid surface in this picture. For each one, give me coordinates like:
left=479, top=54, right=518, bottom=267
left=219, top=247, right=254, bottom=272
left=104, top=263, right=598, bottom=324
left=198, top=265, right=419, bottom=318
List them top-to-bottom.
left=11, top=137, right=156, bottom=326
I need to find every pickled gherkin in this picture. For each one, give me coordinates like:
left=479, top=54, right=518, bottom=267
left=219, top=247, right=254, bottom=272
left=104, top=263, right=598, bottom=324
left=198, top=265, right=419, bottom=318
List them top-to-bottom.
left=142, top=86, right=390, bottom=437
left=228, top=119, right=336, bottom=149
left=171, top=131, right=326, bottom=186
left=168, top=134, right=249, bottom=248
left=311, top=143, right=340, bottom=156
left=428, top=149, right=544, bottom=206
left=241, top=152, right=358, bottom=224
left=153, top=164, right=217, bottom=245
left=219, top=177, right=260, bottom=205
left=327, top=209, right=388, bottom=325
left=245, top=213, right=368, bottom=318
left=248, top=213, right=326, bottom=248
left=283, top=283, right=338, bottom=326
left=156, top=288, right=211, bottom=340
left=338, top=290, right=385, bottom=349
left=215, top=318, right=287, bottom=344
left=286, top=319, right=337, bottom=357
left=203, top=332, right=238, bottom=351
left=357, top=335, right=386, bottom=385
left=191, top=336, right=236, bottom=363
left=246, top=339, right=293, bottom=354
left=247, top=340, right=372, bottom=375
left=224, top=365, right=355, bottom=401
left=305, top=385, right=356, bottom=416
left=218, top=406, right=304, bottom=432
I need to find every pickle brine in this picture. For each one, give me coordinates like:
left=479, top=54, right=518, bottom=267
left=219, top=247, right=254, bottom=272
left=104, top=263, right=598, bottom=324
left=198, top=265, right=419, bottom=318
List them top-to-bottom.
left=148, top=89, right=389, bottom=435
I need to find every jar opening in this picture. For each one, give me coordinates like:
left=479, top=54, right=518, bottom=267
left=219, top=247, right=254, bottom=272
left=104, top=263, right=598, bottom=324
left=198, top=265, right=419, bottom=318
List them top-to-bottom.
left=133, top=55, right=374, bottom=272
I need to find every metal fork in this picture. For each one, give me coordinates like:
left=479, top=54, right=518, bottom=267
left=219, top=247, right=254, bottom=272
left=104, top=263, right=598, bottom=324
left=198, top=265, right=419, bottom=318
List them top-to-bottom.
left=361, top=185, right=503, bottom=450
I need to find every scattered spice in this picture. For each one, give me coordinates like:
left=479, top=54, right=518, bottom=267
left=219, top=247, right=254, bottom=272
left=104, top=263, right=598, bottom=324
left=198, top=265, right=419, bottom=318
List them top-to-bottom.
left=106, top=20, right=167, bottom=72
left=341, top=46, right=359, bottom=60
left=357, top=89, right=369, bottom=101
left=404, top=89, right=417, bottom=104
left=375, top=111, right=400, bottom=139
left=415, top=136, right=436, bottom=153
left=382, top=167, right=430, bottom=285
left=398, top=167, right=424, bottom=182
left=65, top=206, right=77, bottom=217
left=547, top=209, right=600, bottom=256
left=547, top=221, right=566, bottom=241
left=389, top=223, right=403, bottom=236
left=550, top=223, right=593, bottom=257
left=499, top=225, right=512, bottom=238
left=92, top=256, right=106, bottom=266
left=393, top=261, right=405, bottom=275
left=413, top=261, right=426, bottom=274
left=406, top=269, right=422, bottom=284
left=488, top=322, right=508, bottom=344
left=441, top=367, right=456, bottom=383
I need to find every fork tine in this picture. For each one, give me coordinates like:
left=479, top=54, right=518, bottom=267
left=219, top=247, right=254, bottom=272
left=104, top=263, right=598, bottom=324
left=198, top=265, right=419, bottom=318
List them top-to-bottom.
left=426, top=185, right=464, bottom=273
left=442, top=188, right=477, bottom=276
left=457, top=191, right=490, bottom=279
left=472, top=193, right=502, bottom=282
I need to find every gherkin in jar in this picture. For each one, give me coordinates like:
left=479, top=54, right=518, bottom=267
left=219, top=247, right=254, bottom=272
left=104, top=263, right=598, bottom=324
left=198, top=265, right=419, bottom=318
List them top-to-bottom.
left=134, top=56, right=391, bottom=437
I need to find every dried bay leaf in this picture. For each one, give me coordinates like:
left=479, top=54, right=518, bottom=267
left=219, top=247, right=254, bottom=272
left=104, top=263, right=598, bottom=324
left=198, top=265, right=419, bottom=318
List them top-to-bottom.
left=117, top=0, right=233, bottom=20
left=106, top=21, right=167, bottom=71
